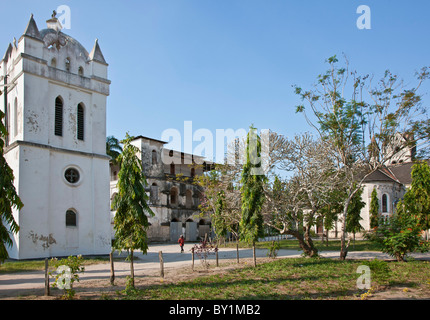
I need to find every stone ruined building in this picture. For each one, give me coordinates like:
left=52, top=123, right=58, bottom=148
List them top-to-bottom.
left=1, top=13, right=111, bottom=259
left=109, top=135, right=213, bottom=242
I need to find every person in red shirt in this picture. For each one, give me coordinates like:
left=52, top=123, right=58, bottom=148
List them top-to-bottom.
left=178, top=235, right=185, bottom=253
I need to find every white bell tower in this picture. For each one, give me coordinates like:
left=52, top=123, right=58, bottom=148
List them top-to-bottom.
left=1, top=12, right=112, bottom=259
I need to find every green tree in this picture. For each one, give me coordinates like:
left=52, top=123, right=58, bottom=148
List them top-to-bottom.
left=294, top=55, right=429, bottom=259
left=0, top=109, right=23, bottom=263
left=240, top=126, right=267, bottom=266
left=111, top=134, right=154, bottom=288
left=106, top=135, right=123, bottom=164
left=400, top=161, right=430, bottom=240
left=196, top=163, right=242, bottom=242
left=346, top=185, right=365, bottom=246
left=369, top=188, right=379, bottom=229
left=212, top=190, right=228, bottom=239
left=366, top=208, right=429, bottom=261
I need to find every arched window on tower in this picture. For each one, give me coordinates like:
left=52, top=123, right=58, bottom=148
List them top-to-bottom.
left=65, top=57, right=71, bottom=72
left=55, top=96, right=63, bottom=136
left=13, top=97, right=18, bottom=137
left=6, top=103, right=10, bottom=145
left=77, top=103, right=84, bottom=141
left=152, top=150, right=157, bottom=165
left=170, top=163, right=175, bottom=175
left=150, top=183, right=159, bottom=204
left=170, top=187, right=178, bottom=207
left=382, top=194, right=388, bottom=213
left=66, top=209, right=77, bottom=227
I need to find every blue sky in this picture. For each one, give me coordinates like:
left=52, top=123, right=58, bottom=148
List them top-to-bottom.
left=2, top=1, right=430, bottom=158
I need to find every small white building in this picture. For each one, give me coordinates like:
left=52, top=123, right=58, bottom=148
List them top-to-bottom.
left=1, top=13, right=112, bottom=259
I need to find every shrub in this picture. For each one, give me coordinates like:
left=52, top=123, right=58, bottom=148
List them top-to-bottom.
left=365, top=213, right=429, bottom=262
left=192, top=240, right=218, bottom=270
left=267, top=241, right=280, bottom=258
left=50, top=255, right=85, bottom=299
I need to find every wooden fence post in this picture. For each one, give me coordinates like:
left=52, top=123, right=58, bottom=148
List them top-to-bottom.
left=253, top=242, right=257, bottom=267
left=192, top=248, right=195, bottom=271
left=159, top=251, right=164, bottom=278
left=110, top=252, right=115, bottom=285
left=44, top=258, right=50, bottom=296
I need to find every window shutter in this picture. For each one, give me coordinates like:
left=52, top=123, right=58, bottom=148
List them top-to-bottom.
left=55, top=97, right=63, bottom=136
left=77, top=104, right=84, bottom=140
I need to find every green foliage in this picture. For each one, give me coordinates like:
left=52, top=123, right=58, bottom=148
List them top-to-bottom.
left=294, top=55, right=430, bottom=259
left=0, top=109, right=23, bottom=263
left=239, top=126, right=267, bottom=244
left=112, top=133, right=154, bottom=254
left=106, top=135, right=123, bottom=164
left=402, top=161, right=430, bottom=231
left=366, top=162, right=430, bottom=261
left=196, top=164, right=241, bottom=239
left=346, top=186, right=365, bottom=234
left=319, top=188, right=344, bottom=233
left=369, top=188, right=379, bottom=229
left=212, top=190, right=228, bottom=238
left=366, top=211, right=429, bottom=261
left=267, top=241, right=280, bottom=259
left=50, top=255, right=85, bottom=299
left=361, top=259, right=390, bottom=285
left=124, top=276, right=139, bottom=296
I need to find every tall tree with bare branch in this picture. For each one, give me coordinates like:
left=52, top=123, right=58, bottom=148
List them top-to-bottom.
left=294, top=55, right=429, bottom=259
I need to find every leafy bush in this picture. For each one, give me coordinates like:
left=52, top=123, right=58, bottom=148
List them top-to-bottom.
left=365, top=213, right=429, bottom=262
left=192, top=240, right=218, bottom=270
left=267, top=241, right=280, bottom=258
left=50, top=255, right=85, bottom=299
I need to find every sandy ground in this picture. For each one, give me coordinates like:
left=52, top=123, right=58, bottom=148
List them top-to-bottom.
left=1, top=243, right=429, bottom=300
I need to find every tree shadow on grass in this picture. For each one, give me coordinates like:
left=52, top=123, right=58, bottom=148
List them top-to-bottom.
left=134, top=271, right=358, bottom=300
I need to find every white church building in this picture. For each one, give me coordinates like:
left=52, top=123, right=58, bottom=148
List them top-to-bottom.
left=1, top=13, right=112, bottom=259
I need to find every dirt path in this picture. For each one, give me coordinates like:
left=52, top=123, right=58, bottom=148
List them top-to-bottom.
left=0, top=243, right=290, bottom=299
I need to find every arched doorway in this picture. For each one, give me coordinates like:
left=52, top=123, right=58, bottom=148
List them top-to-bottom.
left=170, top=218, right=182, bottom=242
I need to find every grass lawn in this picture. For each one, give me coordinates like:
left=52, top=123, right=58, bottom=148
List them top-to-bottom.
left=224, top=238, right=381, bottom=252
left=0, top=256, right=109, bottom=274
left=121, top=257, right=430, bottom=300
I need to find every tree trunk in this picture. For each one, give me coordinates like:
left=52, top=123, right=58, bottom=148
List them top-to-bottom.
left=339, top=198, right=351, bottom=260
left=304, top=226, right=318, bottom=256
left=287, top=229, right=318, bottom=257
left=326, top=230, right=329, bottom=247
left=340, top=239, right=351, bottom=260
left=236, top=241, right=239, bottom=264
left=252, top=242, right=256, bottom=267
left=130, top=249, right=135, bottom=287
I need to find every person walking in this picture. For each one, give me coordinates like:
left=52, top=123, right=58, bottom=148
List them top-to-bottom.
left=178, top=235, right=185, bottom=253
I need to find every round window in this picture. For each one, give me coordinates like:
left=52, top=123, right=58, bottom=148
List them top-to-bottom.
left=64, top=168, right=80, bottom=184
